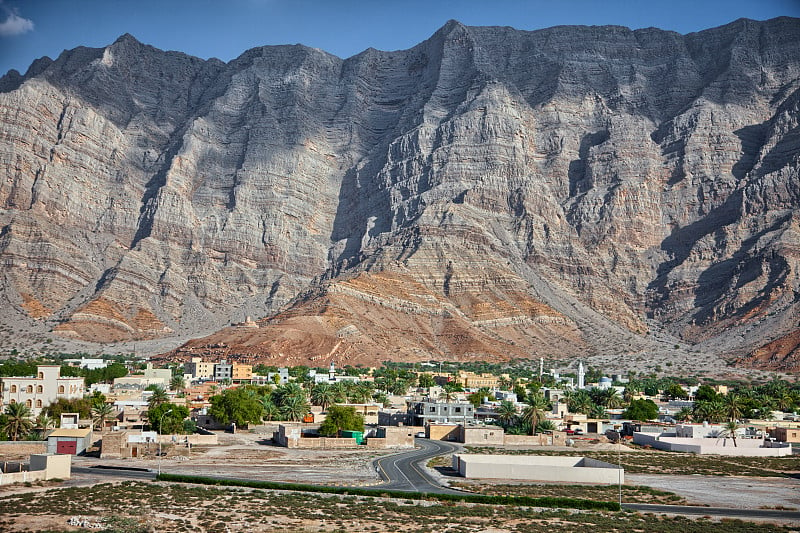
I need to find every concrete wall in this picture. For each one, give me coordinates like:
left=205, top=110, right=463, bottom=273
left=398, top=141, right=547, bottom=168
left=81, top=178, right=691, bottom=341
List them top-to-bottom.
left=427, top=424, right=460, bottom=441
left=375, top=426, right=415, bottom=447
left=459, top=426, right=505, bottom=445
left=502, top=433, right=567, bottom=446
left=0, top=454, right=71, bottom=485
left=30, top=454, right=71, bottom=480
left=453, top=454, right=623, bottom=484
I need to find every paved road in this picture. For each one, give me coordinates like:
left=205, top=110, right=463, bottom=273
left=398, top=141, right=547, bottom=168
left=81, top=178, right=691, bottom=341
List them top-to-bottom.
left=373, top=438, right=461, bottom=494
left=72, top=466, right=156, bottom=481
left=624, top=503, right=800, bottom=522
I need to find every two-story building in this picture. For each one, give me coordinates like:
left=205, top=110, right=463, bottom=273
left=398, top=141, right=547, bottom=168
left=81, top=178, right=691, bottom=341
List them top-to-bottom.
left=0, top=365, right=84, bottom=415
left=408, top=401, right=475, bottom=426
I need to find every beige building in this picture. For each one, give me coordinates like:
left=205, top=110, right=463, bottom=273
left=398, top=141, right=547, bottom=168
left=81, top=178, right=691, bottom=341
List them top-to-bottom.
left=184, top=357, right=215, bottom=380
left=0, top=365, right=84, bottom=415
left=458, top=372, right=499, bottom=389
left=769, top=427, right=800, bottom=443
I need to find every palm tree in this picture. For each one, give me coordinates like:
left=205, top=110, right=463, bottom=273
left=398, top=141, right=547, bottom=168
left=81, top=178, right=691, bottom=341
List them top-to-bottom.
left=170, top=375, right=185, bottom=392
left=311, top=383, right=336, bottom=410
left=351, top=383, right=374, bottom=404
left=147, top=386, right=169, bottom=410
left=520, top=393, right=549, bottom=435
left=722, top=393, right=746, bottom=423
left=280, top=395, right=311, bottom=422
left=261, top=399, right=280, bottom=422
left=495, top=400, right=518, bottom=427
left=92, top=402, right=115, bottom=430
left=2, top=403, right=33, bottom=441
left=674, top=406, right=693, bottom=422
left=33, top=413, right=55, bottom=439
left=535, top=420, right=557, bottom=433
left=720, top=420, right=739, bottom=447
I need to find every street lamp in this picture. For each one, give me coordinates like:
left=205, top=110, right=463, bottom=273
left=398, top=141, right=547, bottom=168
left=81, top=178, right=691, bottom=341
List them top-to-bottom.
left=157, top=408, right=172, bottom=476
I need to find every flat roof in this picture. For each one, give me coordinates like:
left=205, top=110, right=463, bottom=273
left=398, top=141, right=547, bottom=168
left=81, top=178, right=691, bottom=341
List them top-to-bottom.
left=48, top=428, right=92, bottom=438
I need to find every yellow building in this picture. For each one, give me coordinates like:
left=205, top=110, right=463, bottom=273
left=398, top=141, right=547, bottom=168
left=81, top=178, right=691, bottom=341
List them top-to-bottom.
left=232, top=363, right=253, bottom=382
left=458, top=372, right=499, bottom=389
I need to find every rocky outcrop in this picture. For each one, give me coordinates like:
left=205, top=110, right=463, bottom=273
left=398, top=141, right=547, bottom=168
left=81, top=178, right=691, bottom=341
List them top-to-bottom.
left=1, top=18, right=799, bottom=369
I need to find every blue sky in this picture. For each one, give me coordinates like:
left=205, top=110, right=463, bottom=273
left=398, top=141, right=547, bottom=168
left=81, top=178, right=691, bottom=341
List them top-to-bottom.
left=1, top=0, right=799, bottom=77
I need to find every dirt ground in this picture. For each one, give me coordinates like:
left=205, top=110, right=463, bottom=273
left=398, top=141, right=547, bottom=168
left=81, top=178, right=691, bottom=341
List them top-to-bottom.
left=75, top=430, right=390, bottom=486
left=626, top=473, right=800, bottom=510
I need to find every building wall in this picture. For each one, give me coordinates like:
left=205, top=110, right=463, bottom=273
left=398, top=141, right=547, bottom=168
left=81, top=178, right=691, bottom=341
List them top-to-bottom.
left=232, top=364, right=252, bottom=381
left=427, top=424, right=460, bottom=441
left=375, top=426, right=415, bottom=447
left=459, top=426, right=505, bottom=445
left=770, top=427, right=800, bottom=443
left=633, top=432, right=793, bottom=456
left=29, top=454, right=71, bottom=480
left=453, top=454, right=623, bottom=484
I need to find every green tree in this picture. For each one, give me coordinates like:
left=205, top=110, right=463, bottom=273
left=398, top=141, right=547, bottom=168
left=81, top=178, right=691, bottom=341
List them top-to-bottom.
left=418, top=373, right=435, bottom=389
left=170, top=375, right=185, bottom=392
left=310, top=383, right=336, bottom=410
left=664, top=383, right=688, bottom=400
left=694, top=384, right=718, bottom=402
left=147, top=386, right=169, bottom=411
left=209, top=387, right=264, bottom=427
left=521, top=392, right=549, bottom=435
left=279, top=395, right=311, bottom=422
left=44, top=397, right=92, bottom=421
left=261, top=399, right=280, bottom=422
left=622, top=399, right=659, bottom=421
left=495, top=400, right=518, bottom=427
left=91, top=402, right=115, bottom=430
left=147, top=402, right=191, bottom=434
left=2, top=403, right=33, bottom=441
left=318, top=405, right=365, bottom=437
left=674, top=406, right=693, bottom=422
left=33, top=412, right=56, bottom=439
left=535, top=420, right=556, bottom=433
left=721, top=420, right=739, bottom=447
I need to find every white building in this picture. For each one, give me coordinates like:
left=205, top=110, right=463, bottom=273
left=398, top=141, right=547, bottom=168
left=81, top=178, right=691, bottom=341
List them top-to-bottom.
left=0, top=365, right=85, bottom=415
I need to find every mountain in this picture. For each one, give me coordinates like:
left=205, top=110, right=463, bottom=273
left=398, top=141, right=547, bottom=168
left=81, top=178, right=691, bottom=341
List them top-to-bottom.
left=1, top=18, right=799, bottom=372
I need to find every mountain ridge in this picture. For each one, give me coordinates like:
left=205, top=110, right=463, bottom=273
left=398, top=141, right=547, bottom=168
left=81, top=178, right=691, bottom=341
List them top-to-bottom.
left=1, top=17, right=799, bottom=373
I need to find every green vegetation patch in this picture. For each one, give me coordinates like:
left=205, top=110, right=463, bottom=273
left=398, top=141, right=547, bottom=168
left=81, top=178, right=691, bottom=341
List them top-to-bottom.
left=156, top=473, right=620, bottom=511
left=450, top=482, right=688, bottom=505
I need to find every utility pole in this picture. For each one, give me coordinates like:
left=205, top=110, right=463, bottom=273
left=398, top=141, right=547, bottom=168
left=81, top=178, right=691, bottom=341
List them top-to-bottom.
left=157, top=408, right=172, bottom=476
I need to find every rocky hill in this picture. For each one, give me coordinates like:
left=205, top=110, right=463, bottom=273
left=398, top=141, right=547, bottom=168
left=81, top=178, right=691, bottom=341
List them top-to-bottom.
left=1, top=18, right=799, bottom=372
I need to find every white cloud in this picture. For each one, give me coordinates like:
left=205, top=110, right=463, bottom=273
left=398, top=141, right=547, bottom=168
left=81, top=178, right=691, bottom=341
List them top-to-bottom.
left=0, top=11, right=34, bottom=37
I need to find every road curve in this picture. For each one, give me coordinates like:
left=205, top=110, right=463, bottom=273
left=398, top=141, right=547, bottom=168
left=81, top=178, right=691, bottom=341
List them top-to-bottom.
left=373, top=438, right=461, bottom=494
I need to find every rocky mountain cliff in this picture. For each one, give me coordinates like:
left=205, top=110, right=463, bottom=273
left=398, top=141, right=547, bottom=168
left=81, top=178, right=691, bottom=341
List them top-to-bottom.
left=1, top=18, right=799, bottom=371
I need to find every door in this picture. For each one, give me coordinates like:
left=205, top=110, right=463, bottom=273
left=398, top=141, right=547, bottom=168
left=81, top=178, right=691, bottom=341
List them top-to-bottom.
left=57, top=440, right=77, bottom=455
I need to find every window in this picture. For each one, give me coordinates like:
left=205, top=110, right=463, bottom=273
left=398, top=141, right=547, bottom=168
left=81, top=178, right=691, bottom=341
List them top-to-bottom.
left=38, top=372, right=43, bottom=379
left=10, top=385, right=16, bottom=393
left=26, top=385, right=33, bottom=393
left=36, top=385, right=43, bottom=394
left=58, top=385, right=65, bottom=394
left=9, top=399, right=15, bottom=404
left=26, top=399, right=32, bottom=407
left=36, top=400, right=42, bottom=408
left=429, top=407, right=436, bottom=412
left=455, top=407, right=461, bottom=413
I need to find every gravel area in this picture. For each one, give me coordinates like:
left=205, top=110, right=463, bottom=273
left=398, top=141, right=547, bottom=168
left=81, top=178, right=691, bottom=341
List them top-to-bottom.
left=628, top=473, right=800, bottom=510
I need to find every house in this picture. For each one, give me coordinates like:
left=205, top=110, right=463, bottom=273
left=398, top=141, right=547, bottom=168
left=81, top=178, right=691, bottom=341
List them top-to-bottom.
left=184, top=357, right=215, bottom=380
left=0, top=365, right=84, bottom=415
left=407, top=401, right=475, bottom=426
left=46, top=427, right=93, bottom=455
left=769, top=427, right=800, bottom=443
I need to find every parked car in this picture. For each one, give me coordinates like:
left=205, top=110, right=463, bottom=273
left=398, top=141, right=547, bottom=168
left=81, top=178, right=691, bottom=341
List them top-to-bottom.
left=415, top=432, right=426, bottom=438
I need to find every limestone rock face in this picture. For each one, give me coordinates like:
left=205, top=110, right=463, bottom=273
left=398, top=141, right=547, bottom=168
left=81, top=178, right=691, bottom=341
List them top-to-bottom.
left=1, top=18, right=799, bottom=369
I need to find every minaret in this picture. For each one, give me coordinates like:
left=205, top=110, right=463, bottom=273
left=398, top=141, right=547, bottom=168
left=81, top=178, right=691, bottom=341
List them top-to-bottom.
left=539, top=357, right=543, bottom=380
left=329, top=361, right=336, bottom=382
left=577, top=361, right=585, bottom=389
